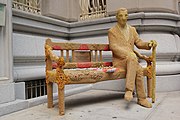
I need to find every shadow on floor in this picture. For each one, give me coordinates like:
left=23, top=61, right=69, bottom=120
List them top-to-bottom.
left=54, top=91, right=126, bottom=109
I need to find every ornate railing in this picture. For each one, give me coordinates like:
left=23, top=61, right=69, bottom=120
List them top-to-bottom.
left=12, top=0, right=41, bottom=14
left=79, top=0, right=107, bottom=20
left=179, top=2, right=180, bottom=14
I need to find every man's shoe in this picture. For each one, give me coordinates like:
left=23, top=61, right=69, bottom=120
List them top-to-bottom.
left=124, top=91, right=133, bottom=102
left=137, top=98, right=152, bottom=108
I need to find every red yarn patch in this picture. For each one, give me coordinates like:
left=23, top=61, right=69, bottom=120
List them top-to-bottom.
left=79, top=44, right=89, bottom=50
left=52, top=45, right=61, bottom=50
left=103, top=45, right=110, bottom=51
left=52, top=62, right=57, bottom=69
left=77, top=62, right=92, bottom=68
left=103, top=62, right=112, bottom=67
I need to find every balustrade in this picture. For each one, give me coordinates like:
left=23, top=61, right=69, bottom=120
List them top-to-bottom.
left=12, top=0, right=41, bottom=14
left=79, top=0, right=107, bottom=20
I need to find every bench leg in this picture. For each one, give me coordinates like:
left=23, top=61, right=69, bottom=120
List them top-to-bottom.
left=147, top=76, right=152, bottom=98
left=152, top=76, right=156, bottom=103
left=47, top=82, right=53, bottom=108
left=58, top=86, right=65, bottom=115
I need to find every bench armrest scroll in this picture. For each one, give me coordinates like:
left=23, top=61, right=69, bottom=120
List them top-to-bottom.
left=45, top=44, right=59, bottom=62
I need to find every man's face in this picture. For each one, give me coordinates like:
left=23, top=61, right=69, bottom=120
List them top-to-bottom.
left=116, top=11, right=128, bottom=26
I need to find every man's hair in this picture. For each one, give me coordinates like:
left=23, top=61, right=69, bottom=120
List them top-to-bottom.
left=116, top=8, right=128, bottom=15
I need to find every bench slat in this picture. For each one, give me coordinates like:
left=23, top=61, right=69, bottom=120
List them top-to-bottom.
left=46, top=39, right=110, bottom=51
left=61, top=50, right=63, bottom=57
left=66, top=50, right=69, bottom=62
left=95, top=50, right=98, bottom=61
left=100, top=51, right=103, bottom=61
left=52, top=62, right=113, bottom=69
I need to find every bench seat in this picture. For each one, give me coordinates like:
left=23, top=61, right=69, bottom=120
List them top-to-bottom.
left=49, top=67, right=148, bottom=84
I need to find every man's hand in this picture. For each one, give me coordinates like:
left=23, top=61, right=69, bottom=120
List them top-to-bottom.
left=148, top=40, right=157, bottom=48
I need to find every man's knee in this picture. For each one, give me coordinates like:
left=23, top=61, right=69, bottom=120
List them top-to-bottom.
left=137, top=66, right=144, bottom=77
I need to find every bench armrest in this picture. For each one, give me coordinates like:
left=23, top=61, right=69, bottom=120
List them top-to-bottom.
left=134, top=43, right=157, bottom=103
left=45, top=44, right=59, bottom=62
left=45, top=44, right=68, bottom=89
left=45, top=44, right=66, bottom=69
left=134, top=45, right=157, bottom=78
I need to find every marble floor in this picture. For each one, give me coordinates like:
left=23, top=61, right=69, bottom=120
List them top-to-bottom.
left=0, top=90, right=180, bottom=120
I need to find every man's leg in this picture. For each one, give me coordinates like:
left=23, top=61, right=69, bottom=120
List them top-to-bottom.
left=124, top=56, right=138, bottom=101
left=135, top=65, right=152, bottom=108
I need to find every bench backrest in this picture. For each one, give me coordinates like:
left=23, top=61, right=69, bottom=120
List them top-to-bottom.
left=45, top=39, right=113, bottom=69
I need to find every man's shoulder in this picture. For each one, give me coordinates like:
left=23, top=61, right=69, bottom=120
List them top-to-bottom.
left=128, top=24, right=134, bottom=29
left=108, top=25, right=117, bottom=33
left=128, top=25, right=136, bottom=31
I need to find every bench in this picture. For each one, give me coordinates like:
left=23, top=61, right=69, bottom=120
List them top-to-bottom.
left=45, top=38, right=157, bottom=115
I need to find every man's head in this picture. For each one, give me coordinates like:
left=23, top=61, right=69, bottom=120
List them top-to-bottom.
left=116, top=8, right=128, bottom=27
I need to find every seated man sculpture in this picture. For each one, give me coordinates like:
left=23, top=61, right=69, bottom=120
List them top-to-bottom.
left=108, top=8, right=157, bottom=108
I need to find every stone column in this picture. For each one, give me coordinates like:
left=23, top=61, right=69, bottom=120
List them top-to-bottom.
left=0, top=0, right=14, bottom=104
left=41, top=0, right=81, bottom=22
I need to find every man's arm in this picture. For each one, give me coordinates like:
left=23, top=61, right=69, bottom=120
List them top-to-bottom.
left=133, top=27, right=151, bottom=50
